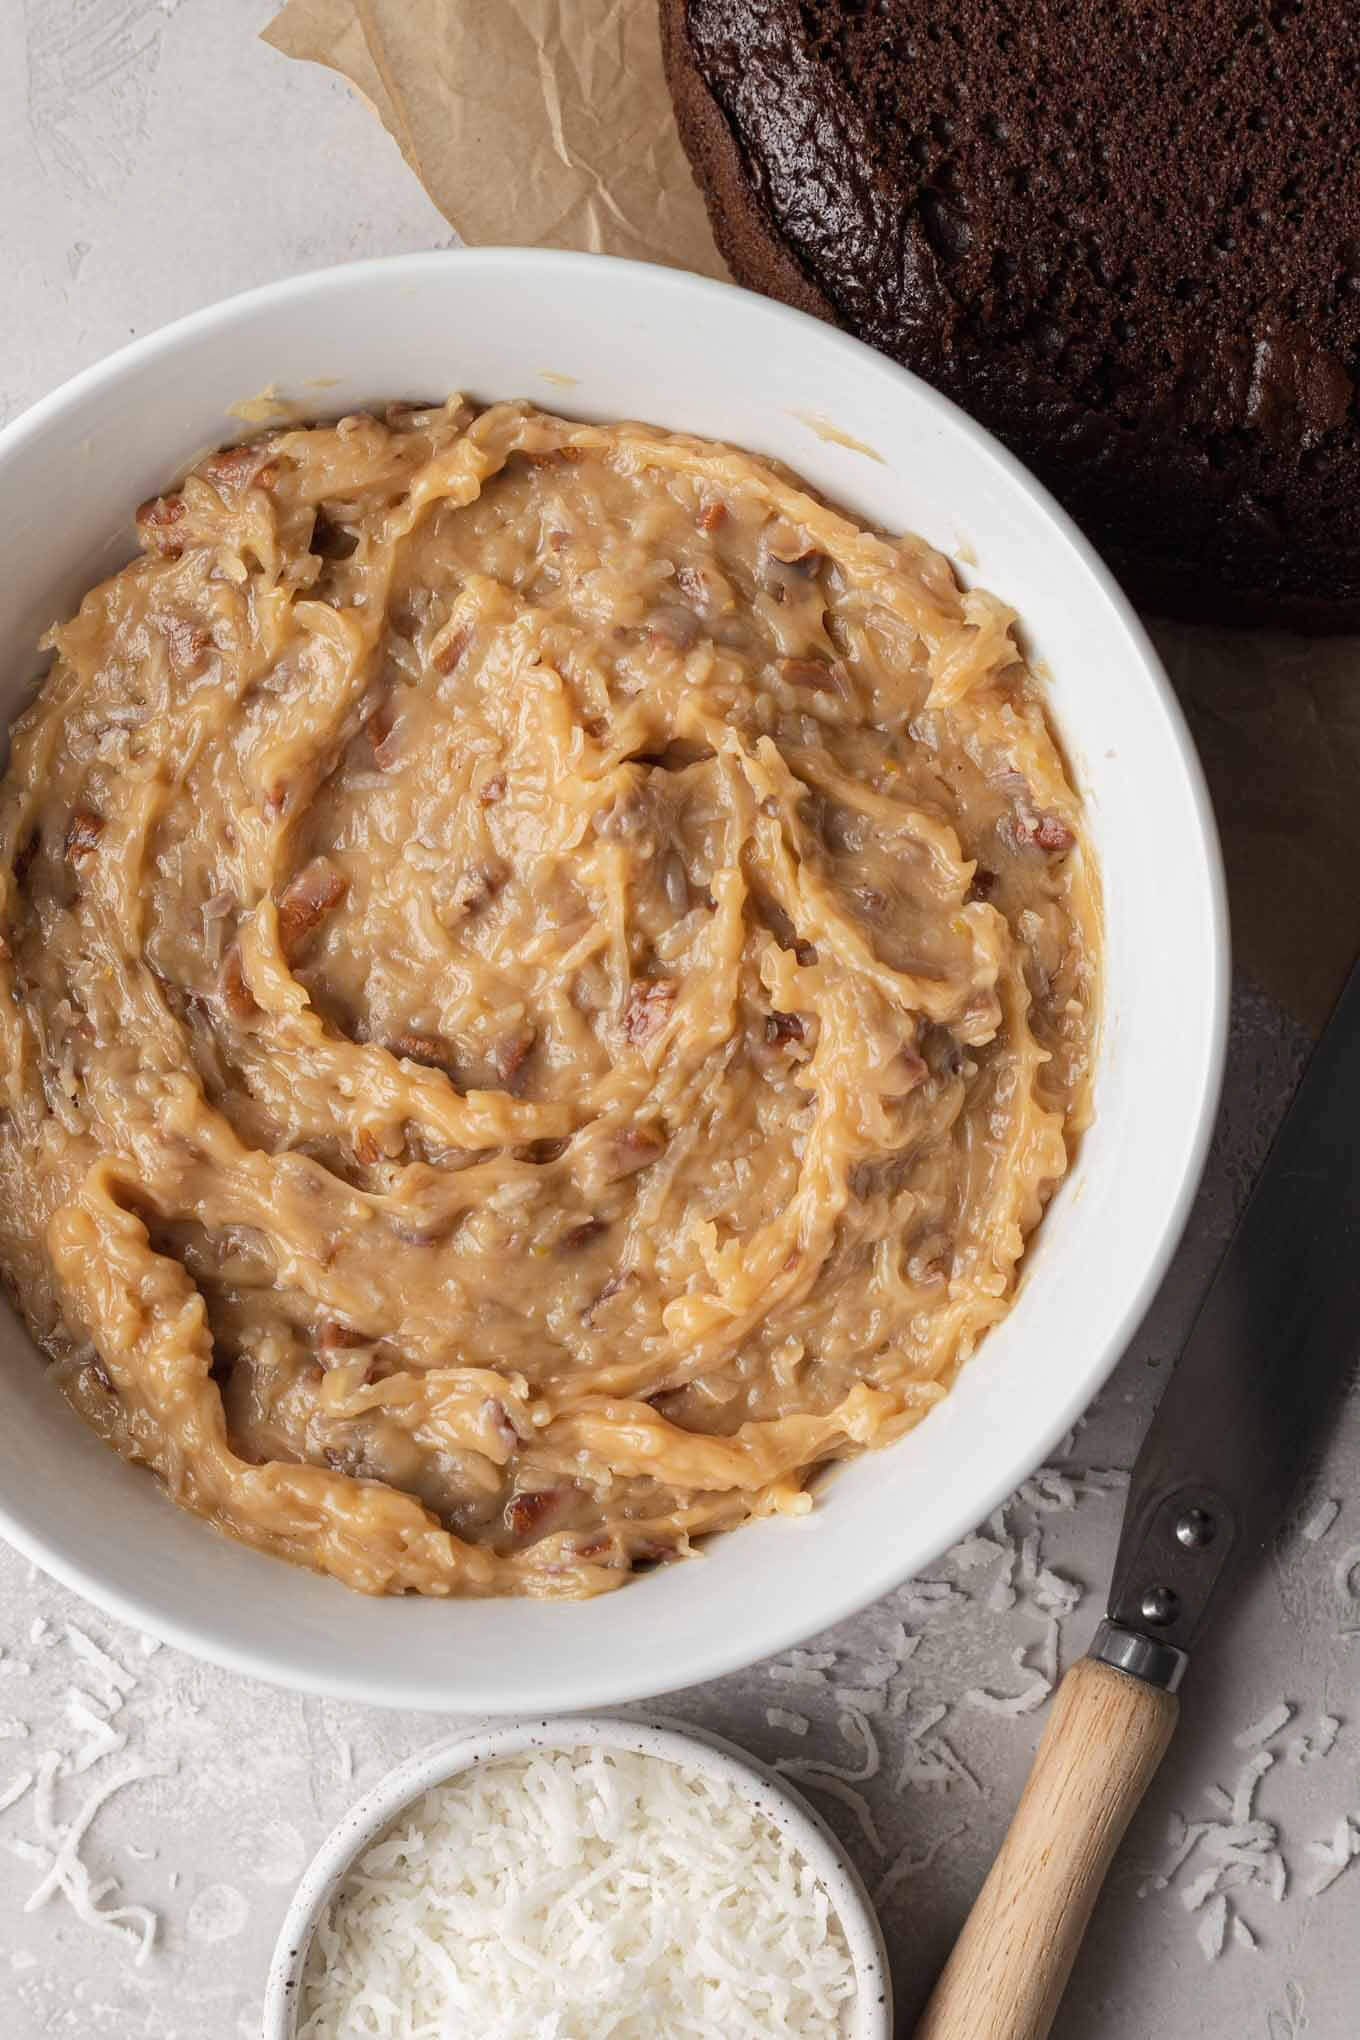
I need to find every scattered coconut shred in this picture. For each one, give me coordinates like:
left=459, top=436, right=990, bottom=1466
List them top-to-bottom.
left=297, top=1748, right=859, bottom=2040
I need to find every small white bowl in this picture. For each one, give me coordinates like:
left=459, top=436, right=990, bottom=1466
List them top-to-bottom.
left=0, top=249, right=1229, bottom=1711
left=264, top=1715, right=892, bottom=2040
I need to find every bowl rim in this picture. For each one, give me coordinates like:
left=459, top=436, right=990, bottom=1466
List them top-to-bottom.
left=0, top=247, right=1230, bottom=1708
left=262, top=1713, right=894, bottom=2040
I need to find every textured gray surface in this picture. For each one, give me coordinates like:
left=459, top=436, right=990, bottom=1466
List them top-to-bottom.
left=1, top=7, right=1357, bottom=2035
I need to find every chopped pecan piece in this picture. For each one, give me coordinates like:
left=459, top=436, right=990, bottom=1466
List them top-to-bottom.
left=202, top=441, right=280, bottom=491
left=523, top=445, right=585, bottom=468
left=135, top=494, right=186, bottom=554
left=696, top=499, right=727, bottom=533
left=310, top=511, right=359, bottom=560
left=760, top=534, right=826, bottom=600
left=785, top=547, right=825, bottom=576
left=646, top=605, right=702, bottom=651
left=160, top=613, right=211, bottom=677
left=432, top=621, right=473, bottom=675
left=778, top=655, right=836, bottom=690
left=367, top=694, right=401, bottom=771
left=371, top=721, right=402, bottom=772
left=630, top=739, right=714, bottom=774
left=1012, top=804, right=1075, bottom=855
left=64, top=809, right=105, bottom=862
left=1032, top=814, right=1075, bottom=853
left=12, top=830, right=39, bottom=889
left=276, top=857, right=347, bottom=960
left=455, top=862, right=506, bottom=915
left=218, top=945, right=260, bottom=1022
left=622, top=977, right=675, bottom=1045
left=765, top=1010, right=805, bottom=1046
left=920, top=1022, right=966, bottom=1079
left=490, top=1028, right=535, bottom=1089
left=388, top=1031, right=457, bottom=1077
left=885, top=1047, right=929, bottom=1097
left=608, top=1125, right=665, bottom=1177
left=353, top=1127, right=381, bottom=1166
left=518, top=1136, right=568, bottom=1165
left=561, top=1217, right=607, bottom=1250
left=583, top=1267, right=635, bottom=1324
left=318, top=1319, right=369, bottom=1352
left=483, top=1396, right=521, bottom=1455
left=505, top=1488, right=566, bottom=1539
left=630, top=1538, right=675, bottom=1571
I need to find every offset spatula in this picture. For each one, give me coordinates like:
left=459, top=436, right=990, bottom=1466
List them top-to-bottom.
left=916, top=956, right=1360, bottom=2040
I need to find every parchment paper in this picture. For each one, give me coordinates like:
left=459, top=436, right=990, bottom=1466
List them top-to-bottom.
left=263, top=0, right=1360, bottom=1033
left=264, top=0, right=725, bottom=278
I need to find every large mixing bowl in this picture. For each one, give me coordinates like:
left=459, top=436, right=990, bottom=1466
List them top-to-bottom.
left=0, top=250, right=1228, bottom=1710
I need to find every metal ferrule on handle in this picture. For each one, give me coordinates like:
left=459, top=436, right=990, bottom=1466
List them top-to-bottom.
left=1087, top=1617, right=1188, bottom=1694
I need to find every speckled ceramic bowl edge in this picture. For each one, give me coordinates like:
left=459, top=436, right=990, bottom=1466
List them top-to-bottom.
left=263, top=1714, right=892, bottom=2040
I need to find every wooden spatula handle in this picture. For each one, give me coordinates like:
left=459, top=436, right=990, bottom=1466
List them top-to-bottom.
left=915, top=1656, right=1178, bottom=2040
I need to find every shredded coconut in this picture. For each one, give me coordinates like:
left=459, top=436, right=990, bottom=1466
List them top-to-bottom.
left=1017, top=1468, right=1078, bottom=1512
left=1300, top=1498, right=1340, bottom=1544
left=947, top=1536, right=1005, bottom=1571
left=1033, top=1568, right=1082, bottom=1617
left=897, top=1579, right=967, bottom=1622
left=65, top=1626, right=135, bottom=1703
left=961, top=1680, right=1049, bottom=1716
left=831, top=1687, right=888, bottom=1716
left=1234, top=1704, right=1294, bottom=1750
left=1287, top=1715, right=1341, bottom=1767
left=297, top=1748, right=859, bottom=2039
left=1232, top=1750, right=1275, bottom=1825
left=18, top=1752, right=168, bottom=1963
left=0, top=1772, right=33, bottom=1815
left=1302, top=1815, right=1360, bottom=1898
left=875, top=1824, right=966, bottom=1905
left=1196, top=1891, right=1228, bottom=1959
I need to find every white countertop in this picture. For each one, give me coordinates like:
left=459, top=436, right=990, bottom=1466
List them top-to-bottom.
left=1, top=7, right=1357, bottom=2035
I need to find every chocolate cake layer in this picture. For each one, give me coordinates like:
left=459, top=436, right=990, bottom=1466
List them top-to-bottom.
left=663, top=0, right=1360, bottom=631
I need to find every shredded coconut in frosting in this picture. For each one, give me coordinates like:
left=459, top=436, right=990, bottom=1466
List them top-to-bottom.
left=0, top=396, right=1096, bottom=1597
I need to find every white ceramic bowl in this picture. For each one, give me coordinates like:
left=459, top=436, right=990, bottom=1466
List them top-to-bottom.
left=0, top=250, right=1228, bottom=1711
left=262, top=1716, right=892, bottom=2040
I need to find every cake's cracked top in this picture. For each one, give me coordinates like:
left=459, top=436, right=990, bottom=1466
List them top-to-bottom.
left=664, top=0, right=1360, bottom=630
